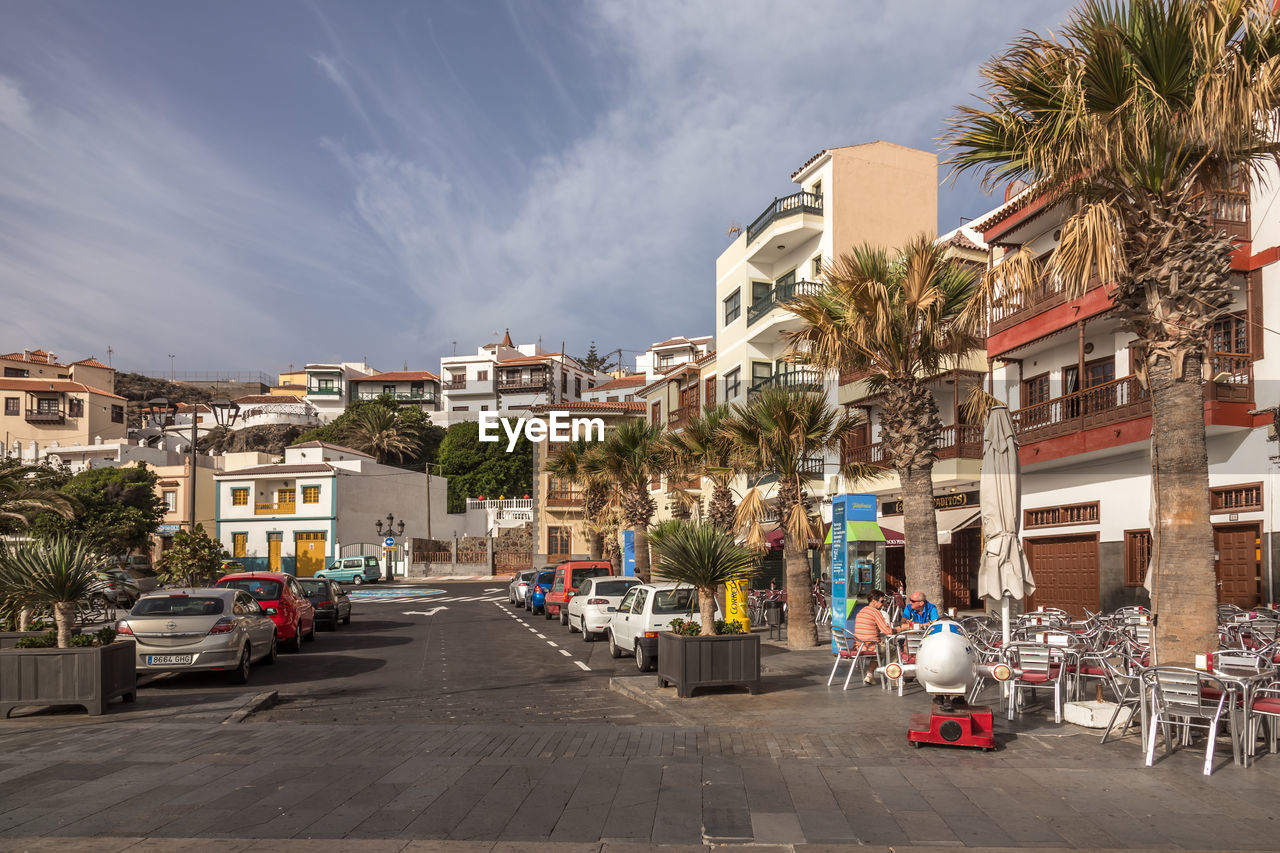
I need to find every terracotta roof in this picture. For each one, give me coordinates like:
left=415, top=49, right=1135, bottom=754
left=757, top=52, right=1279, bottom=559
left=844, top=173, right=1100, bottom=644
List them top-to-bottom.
left=790, top=149, right=830, bottom=180
left=971, top=183, right=1043, bottom=234
left=500, top=329, right=514, bottom=347
left=650, top=337, right=701, bottom=349
left=0, top=349, right=66, bottom=367
left=695, top=351, right=717, bottom=367
left=70, top=358, right=112, bottom=370
left=349, top=370, right=440, bottom=383
left=589, top=374, right=648, bottom=392
left=0, top=378, right=123, bottom=399
left=272, top=384, right=306, bottom=391
left=233, top=394, right=301, bottom=405
left=527, top=401, right=645, bottom=414
left=175, top=402, right=211, bottom=412
left=290, top=440, right=373, bottom=458
left=215, top=463, right=335, bottom=477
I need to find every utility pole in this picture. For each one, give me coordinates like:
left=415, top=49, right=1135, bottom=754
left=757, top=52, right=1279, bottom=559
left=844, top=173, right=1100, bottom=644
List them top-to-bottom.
left=424, top=461, right=433, bottom=541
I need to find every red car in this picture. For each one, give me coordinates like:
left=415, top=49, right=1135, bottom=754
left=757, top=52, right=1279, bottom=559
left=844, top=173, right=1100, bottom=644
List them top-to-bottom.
left=545, top=560, right=615, bottom=625
left=216, top=572, right=316, bottom=652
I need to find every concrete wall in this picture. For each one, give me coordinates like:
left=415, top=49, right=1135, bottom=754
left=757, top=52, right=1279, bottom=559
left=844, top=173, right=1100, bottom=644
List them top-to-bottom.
left=828, top=141, right=938, bottom=254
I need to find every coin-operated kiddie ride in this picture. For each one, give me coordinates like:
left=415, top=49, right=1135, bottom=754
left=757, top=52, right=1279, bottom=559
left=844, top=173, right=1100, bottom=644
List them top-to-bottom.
left=883, top=620, right=1013, bottom=750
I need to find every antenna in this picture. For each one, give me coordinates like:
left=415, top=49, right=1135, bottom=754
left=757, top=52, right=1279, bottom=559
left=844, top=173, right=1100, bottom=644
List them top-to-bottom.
left=451, top=340, right=457, bottom=355
left=106, top=346, right=113, bottom=368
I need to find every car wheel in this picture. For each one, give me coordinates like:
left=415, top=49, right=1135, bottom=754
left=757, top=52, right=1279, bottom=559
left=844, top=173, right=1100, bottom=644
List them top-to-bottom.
left=352, top=576, right=364, bottom=585
left=544, top=607, right=553, bottom=620
left=560, top=609, right=570, bottom=627
left=342, top=612, right=351, bottom=625
left=567, top=614, right=578, bottom=633
left=305, top=619, right=316, bottom=641
left=286, top=622, right=302, bottom=652
left=583, top=625, right=595, bottom=643
left=608, top=630, right=623, bottom=659
left=262, top=633, right=278, bottom=665
left=635, top=642, right=652, bottom=673
left=228, top=644, right=251, bottom=684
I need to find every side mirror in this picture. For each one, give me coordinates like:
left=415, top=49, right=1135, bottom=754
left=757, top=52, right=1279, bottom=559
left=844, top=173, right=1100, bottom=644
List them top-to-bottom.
left=607, top=607, right=617, bottom=613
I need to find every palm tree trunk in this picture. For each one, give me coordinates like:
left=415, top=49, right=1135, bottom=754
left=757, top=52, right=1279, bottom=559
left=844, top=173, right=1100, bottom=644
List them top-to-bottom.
left=1148, top=353, right=1217, bottom=664
left=899, top=463, right=943, bottom=606
left=633, top=525, right=651, bottom=582
left=588, top=531, right=603, bottom=561
left=784, top=538, right=818, bottom=648
left=698, top=585, right=717, bottom=636
left=53, top=601, right=76, bottom=649
left=18, top=608, right=31, bottom=632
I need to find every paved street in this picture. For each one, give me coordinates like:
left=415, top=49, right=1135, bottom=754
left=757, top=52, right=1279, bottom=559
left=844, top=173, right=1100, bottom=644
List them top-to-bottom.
left=2, top=581, right=1279, bottom=851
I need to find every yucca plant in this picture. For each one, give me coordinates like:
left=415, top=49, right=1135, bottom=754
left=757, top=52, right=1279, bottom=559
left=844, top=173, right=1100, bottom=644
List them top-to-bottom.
left=648, top=519, right=759, bottom=636
left=0, top=536, right=108, bottom=648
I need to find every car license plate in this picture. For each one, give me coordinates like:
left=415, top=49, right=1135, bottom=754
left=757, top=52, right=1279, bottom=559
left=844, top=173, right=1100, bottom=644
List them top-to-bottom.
left=146, top=654, right=193, bottom=665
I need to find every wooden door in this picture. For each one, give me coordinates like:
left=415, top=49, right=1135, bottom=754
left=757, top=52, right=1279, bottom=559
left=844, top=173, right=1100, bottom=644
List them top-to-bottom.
left=1215, top=523, right=1261, bottom=608
left=941, top=529, right=979, bottom=611
left=268, top=532, right=283, bottom=572
left=295, top=532, right=326, bottom=577
left=1025, top=534, right=1100, bottom=618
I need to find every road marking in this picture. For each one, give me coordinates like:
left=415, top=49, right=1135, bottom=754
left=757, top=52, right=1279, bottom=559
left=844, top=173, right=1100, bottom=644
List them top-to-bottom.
left=484, top=587, right=501, bottom=592
left=403, top=607, right=448, bottom=616
left=535, top=633, right=546, bottom=639
left=546, top=641, right=558, bottom=647
left=558, top=649, right=572, bottom=657
left=574, top=660, right=590, bottom=671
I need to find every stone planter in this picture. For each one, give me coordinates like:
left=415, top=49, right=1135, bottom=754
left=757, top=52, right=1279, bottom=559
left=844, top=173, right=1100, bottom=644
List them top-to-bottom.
left=657, top=632, right=761, bottom=698
left=0, top=640, right=137, bottom=718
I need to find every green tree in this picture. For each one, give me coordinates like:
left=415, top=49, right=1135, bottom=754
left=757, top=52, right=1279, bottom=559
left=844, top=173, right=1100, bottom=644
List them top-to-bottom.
left=943, top=0, right=1280, bottom=662
left=784, top=236, right=981, bottom=606
left=580, top=342, right=616, bottom=374
left=294, top=396, right=444, bottom=471
left=659, top=404, right=741, bottom=532
left=341, top=405, right=419, bottom=464
left=582, top=419, right=664, bottom=581
left=436, top=421, right=533, bottom=513
left=545, top=438, right=610, bottom=559
left=0, top=460, right=75, bottom=534
left=33, top=465, right=164, bottom=556
left=648, top=520, right=759, bottom=636
left=156, top=524, right=227, bottom=587
left=0, top=536, right=108, bottom=648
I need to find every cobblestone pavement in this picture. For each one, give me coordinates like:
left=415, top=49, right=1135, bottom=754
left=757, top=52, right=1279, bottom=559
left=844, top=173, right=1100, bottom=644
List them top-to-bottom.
left=1, top=587, right=1277, bottom=849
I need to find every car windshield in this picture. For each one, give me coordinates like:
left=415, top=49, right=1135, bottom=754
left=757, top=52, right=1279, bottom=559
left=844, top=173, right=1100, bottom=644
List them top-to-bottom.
left=570, top=567, right=612, bottom=585
left=535, top=571, right=555, bottom=586
left=219, top=579, right=283, bottom=601
left=298, top=580, right=328, bottom=595
left=593, top=581, right=638, bottom=597
left=652, top=588, right=697, bottom=614
left=132, top=596, right=224, bottom=617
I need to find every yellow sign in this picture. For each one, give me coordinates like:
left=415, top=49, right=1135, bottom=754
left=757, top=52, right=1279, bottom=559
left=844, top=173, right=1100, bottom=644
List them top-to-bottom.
left=724, top=578, right=750, bottom=630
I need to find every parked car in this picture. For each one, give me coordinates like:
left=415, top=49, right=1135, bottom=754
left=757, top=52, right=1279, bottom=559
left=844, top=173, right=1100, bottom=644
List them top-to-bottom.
left=315, top=555, right=382, bottom=585
left=113, top=556, right=161, bottom=593
left=219, top=560, right=245, bottom=574
left=545, top=561, right=615, bottom=624
left=508, top=568, right=538, bottom=605
left=526, top=568, right=556, bottom=615
left=94, top=569, right=140, bottom=607
left=216, top=572, right=316, bottom=652
left=566, top=576, right=641, bottom=642
left=298, top=578, right=352, bottom=630
left=607, top=583, right=720, bottom=672
left=117, top=588, right=278, bottom=683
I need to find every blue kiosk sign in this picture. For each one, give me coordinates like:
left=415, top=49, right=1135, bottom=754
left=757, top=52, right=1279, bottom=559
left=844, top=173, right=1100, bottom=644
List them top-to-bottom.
left=829, top=494, right=879, bottom=653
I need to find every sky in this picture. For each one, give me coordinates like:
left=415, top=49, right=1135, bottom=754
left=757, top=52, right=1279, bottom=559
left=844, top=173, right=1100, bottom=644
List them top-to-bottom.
left=0, top=1, right=1067, bottom=377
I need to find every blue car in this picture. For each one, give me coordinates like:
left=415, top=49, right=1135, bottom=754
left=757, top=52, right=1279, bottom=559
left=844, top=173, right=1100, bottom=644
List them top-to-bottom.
left=315, top=555, right=382, bottom=585
left=525, top=569, right=555, bottom=615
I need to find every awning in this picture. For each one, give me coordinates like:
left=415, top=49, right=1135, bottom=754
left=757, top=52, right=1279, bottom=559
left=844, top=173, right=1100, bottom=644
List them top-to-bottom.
left=936, top=508, right=982, bottom=545
left=823, top=520, right=887, bottom=545
left=880, top=527, right=905, bottom=547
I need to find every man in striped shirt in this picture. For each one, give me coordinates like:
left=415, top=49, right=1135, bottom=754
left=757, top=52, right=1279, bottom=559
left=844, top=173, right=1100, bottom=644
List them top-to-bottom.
left=852, top=590, right=904, bottom=684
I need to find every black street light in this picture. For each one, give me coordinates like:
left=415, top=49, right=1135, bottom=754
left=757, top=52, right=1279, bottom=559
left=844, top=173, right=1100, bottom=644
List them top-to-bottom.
left=147, top=396, right=241, bottom=534
left=375, top=513, right=407, bottom=580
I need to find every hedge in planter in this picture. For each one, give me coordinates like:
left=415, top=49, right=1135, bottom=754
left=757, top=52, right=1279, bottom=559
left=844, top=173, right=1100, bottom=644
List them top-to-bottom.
left=0, top=634, right=136, bottom=717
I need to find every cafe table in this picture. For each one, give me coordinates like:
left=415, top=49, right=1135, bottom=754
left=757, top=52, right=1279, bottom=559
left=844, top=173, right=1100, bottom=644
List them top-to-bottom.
left=1136, top=661, right=1276, bottom=768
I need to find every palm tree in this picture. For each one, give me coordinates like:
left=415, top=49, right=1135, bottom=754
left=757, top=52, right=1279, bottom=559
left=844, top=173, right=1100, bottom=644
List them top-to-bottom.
left=943, top=0, right=1280, bottom=662
left=784, top=236, right=982, bottom=606
left=720, top=386, right=872, bottom=648
left=660, top=404, right=741, bottom=532
left=341, top=405, right=419, bottom=464
left=582, top=419, right=664, bottom=581
left=545, top=438, right=610, bottom=560
left=0, top=462, right=75, bottom=529
left=648, top=519, right=759, bottom=636
left=0, top=536, right=107, bottom=648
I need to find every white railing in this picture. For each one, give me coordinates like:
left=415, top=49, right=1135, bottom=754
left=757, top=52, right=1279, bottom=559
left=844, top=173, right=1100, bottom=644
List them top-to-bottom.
left=466, top=498, right=534, bottom=510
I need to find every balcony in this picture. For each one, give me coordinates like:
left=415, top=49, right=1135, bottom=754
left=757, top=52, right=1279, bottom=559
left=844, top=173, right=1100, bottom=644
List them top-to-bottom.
left=1206, top=189, right=1250, bottom=242
left=746, top=191, right=823, bottom=245
left=747, top=280, right=822, bottom=326
left=748, top=368, right=825, bottom=397
left=497, top=373, right=550, bottom=392
left=444, top=377, right=494, bottom=395
left=307, top=386, right=342, bottom=397
left=355, top=389, right=438, bottom=403
left=668, top=405, right=695, bottom=430
left=25, top=409, right=64, bottom=425
left=842, top=423, right=983, bottom=469
left=546, top=490, right=583, bottom=508
left=255, top=501, right=296, bottom=516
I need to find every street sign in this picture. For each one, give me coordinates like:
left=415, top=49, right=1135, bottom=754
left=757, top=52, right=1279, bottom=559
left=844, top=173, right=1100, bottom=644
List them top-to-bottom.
left=383, top=536, right=396, bottom=547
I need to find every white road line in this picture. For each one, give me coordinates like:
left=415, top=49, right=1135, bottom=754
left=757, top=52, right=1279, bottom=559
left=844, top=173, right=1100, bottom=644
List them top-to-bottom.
left=535, top=633, right=546, bottom=639
left=546, top=641, right=558, bottom=647
left=558, top=649, right=572, bottom=657
left=574, top=660, right=590, bottom=671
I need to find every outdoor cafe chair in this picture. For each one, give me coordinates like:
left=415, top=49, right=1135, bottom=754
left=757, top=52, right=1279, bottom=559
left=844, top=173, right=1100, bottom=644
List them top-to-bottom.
left=828, top=629, right=882, bottom=690
left=891, top=629, right=926, bottom=696
left=1004, top=642, right=1068, bottom=724
left=1098, top=655, right=1144, bottom=744
left=1143, top=667, right=1230, bottom=776
left=1245, top=680, right=1280, bottom=757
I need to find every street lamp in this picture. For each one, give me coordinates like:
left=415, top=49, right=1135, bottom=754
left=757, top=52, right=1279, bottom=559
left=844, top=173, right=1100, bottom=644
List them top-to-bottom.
left=147, top=397, right=241, bottom=534
left=375, top=513, right=407, bottom=580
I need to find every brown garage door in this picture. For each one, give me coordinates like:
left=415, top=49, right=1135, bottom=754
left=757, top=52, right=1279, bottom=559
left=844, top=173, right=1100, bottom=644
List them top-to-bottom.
left=1215, top=523, right=1261, bottom=608
left=1026, top=534, right=1100, bottom=619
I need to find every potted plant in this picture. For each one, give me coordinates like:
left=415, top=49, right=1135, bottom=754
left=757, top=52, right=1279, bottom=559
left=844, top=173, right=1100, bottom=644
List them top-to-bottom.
left=648, top=520, right=762, bottom=697
left=0, top=536, right=136, bottom=718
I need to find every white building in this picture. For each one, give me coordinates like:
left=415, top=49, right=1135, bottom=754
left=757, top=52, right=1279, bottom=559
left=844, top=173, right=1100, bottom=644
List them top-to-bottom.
left=634, top=336, right=713, bottom=381
left=302, top=362, right=380, bottom=423
left=347, top=371, right=442, bottom=414
left=228, top=395, right=322, bottom=431
left=213, top=440, right=448, bottom=577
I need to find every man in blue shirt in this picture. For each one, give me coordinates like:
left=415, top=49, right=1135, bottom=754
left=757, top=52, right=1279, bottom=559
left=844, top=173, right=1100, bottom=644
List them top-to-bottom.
left=903, top=591, right=940, bottom=625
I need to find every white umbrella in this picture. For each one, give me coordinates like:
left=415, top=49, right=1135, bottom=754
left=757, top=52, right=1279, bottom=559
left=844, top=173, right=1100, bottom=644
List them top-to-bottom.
left=978, top=405, right=1034, bottom=647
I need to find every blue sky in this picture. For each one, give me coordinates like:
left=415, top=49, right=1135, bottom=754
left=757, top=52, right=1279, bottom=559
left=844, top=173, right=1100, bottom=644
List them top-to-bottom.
left=0, top=1, right=1065, bottom=376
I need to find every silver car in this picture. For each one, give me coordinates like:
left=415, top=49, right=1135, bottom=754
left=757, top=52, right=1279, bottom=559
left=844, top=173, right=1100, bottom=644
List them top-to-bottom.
left=508, top=568, right=538, bottom=605
left=118, top=588, right=278, bottom=684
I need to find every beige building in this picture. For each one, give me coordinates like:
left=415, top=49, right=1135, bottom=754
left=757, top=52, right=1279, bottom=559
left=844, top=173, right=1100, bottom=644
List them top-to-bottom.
left=0, top=349, right=116, bottom=394
left=636, top=352, right=717, bottom=524
left=0, top=378, right=127, bottom=463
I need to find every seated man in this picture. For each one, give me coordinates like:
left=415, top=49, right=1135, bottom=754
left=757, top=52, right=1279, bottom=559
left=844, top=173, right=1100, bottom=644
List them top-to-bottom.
left=852, top=590, right=906, bottom=684
left=903, top=591, right=940, bottom=626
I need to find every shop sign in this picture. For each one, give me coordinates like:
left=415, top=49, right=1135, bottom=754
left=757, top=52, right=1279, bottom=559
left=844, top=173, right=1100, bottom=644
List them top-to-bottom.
left=880, top=490, right=979, bottom=516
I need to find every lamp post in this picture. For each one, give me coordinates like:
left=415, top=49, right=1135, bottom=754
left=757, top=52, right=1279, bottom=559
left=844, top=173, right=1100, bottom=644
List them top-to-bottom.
left=147, top=397, right=240, bottom=534
left=375, top=512, right=407, bottom=581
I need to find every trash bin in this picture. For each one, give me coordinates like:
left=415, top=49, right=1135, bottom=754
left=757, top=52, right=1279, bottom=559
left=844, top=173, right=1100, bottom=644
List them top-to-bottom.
left=763, top=600, right=784, bottom=639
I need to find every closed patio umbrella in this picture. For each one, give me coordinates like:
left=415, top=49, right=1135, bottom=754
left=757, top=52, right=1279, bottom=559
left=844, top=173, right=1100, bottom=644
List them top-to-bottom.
left=978, top=405, right=1034, bottom=646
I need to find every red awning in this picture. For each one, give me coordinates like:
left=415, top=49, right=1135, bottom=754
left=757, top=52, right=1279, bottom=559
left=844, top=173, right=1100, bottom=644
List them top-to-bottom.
left=765, top=526, right=825, bottom=550
left=880, top=527, right=905, bottom=547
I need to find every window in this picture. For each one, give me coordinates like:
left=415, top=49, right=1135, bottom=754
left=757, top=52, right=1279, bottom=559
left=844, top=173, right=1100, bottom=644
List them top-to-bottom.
left=811, top=179, right=822, bottom=197
left=812, top=256, right=823, bottom=279
left=752, top=280, right=772, bottom=307
left=723, top=289, right=741, bottom=325
left=1212, top=313, right=1249, bottom=355
left=751, top=361, right=772, bottom=391
left=3, top=367, right=28, bottom=377
left=724, top=367, right=741, bottom=398
left=477, top=370, right=488, bottom=381
left=561, top=373, right=568, bottom=394
left=1021, top=373, right=1049, bottom=408
left=574, top=376, right=581, bottom=397
left=705, top=376, right=716, bottom=406
left=318, top=378, right=335, bottom=391
left=410, top=382, right=424, bottom=396
left=383, top=385, right=396, bottom=395
left=36, top=397, right=59, bottom=414
left=67, top=397, right=84, bottom=417
left=3, top=398, right=16, bottom=416
left=651, top=401, right=662, bottom=426
left=110, top=404, right=124, bottom=423
left=453, top=405, right=469, bottom=411
left=480, top=405, right=488, bottom=411
left=1210, top=482, right=1263, bottom=513
left=302, top=485, right=320, bottom=504
left=231, top=488, right=249, bottom=507
left=277, top=488, right=296, bottom=506
left=162, top=490, right=177, bottom=512
left=1025, top=501, right=1100, bottom=528
left=547, top=526, right=571, bottom=558
left=1124, top=530, right=1152, bottom=587
left=232, top=532, right=247, bottom=557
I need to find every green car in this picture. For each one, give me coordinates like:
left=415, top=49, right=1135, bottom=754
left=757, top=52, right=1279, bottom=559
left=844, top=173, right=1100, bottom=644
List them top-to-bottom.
left=315, top=555, right=382, bottom=585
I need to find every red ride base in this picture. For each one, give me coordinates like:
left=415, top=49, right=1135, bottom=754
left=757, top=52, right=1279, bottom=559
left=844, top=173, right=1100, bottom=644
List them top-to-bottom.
left=907, top=705, right=996, bottom=751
